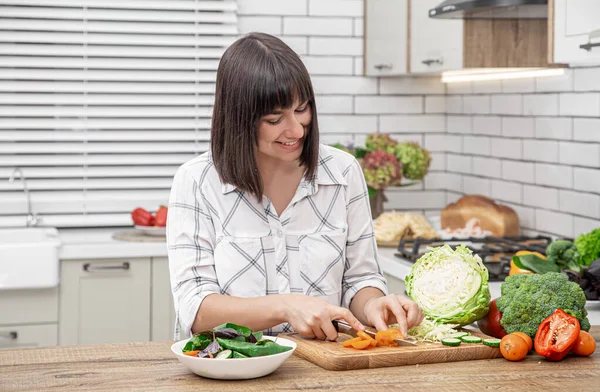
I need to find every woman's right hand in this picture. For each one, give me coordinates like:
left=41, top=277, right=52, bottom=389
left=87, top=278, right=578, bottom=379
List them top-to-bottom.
left=281, top=294, right=364, bottom=341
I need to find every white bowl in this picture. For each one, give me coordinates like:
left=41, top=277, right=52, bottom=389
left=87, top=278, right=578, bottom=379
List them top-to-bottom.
left=134, top=225, right=166, bottom=237
left=170, top=335, right=296, bottom=380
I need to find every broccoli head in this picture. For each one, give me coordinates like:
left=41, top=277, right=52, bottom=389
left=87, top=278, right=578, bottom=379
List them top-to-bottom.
left=546, top=240, right=582, bottom=272
left=496, top=272, right=590, bottom=338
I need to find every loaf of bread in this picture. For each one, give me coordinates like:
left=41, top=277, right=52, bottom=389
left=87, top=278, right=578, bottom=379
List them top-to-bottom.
left=441, top=195, right=520, bottom=237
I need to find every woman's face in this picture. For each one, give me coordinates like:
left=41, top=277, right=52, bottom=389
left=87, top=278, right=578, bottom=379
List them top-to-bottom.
left=256, top=98, right=312, bottom=164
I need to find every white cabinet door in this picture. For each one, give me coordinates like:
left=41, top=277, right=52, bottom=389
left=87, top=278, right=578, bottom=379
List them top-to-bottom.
left=365, top=0, right=409, bottom=76
left=410, top=0, right=463, bottom=73
left=552, top=0, right=600, bottom=65
left=151, top=257, right=176, bottom=341
left=59, top=258, right=151, bottom=346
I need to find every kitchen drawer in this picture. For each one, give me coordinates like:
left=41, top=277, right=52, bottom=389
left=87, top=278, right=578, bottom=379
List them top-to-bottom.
left=0, top=288, right=58, bottom=325
left=0, top=324, right=58, bottom=349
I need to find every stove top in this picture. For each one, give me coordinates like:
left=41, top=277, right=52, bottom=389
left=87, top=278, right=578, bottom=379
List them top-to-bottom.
left=393, top=235, right=553, bottom=282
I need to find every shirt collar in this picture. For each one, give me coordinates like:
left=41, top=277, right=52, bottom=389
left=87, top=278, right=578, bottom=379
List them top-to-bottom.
left=220, top=144, right=347, bottom=194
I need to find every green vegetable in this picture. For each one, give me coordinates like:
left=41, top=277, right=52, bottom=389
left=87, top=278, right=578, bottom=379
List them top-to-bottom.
left=394, top=141, right=431, bottom=180
left=575, top=228, right=600, bottom=266
left=546, top=240, right=582, bottom=272
left=405, top=244, right=490, bottom=326
left=511, top=254, right=560, bottom=274
left=496, top=272, right=590, bottom=338
left=450, top=332, right=469, bottom=339
left=183, top=334, right=211, bottom=352
left=461, top=336, right=482, bottom=344
left=216, top=338, right=292, bottom=357
left=441, top=338, right=462, bottom=347
left=483, top=338, right=501, bottom=347
left=215, top=349, right=232, bottom=359
left=232, top=351, right=248, bottom=358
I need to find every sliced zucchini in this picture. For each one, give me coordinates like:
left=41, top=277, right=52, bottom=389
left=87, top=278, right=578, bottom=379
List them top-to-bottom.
left=450, top=332, right=469, bottom=339
left=461, top=335, right=483, bottom=344
left=441, top=338, right=462, bottom=347
left=483, top=338, right=501, bottom=348
left=215, top=349, right=232, bottom=359
left=232, top=351, right=248, bottom=359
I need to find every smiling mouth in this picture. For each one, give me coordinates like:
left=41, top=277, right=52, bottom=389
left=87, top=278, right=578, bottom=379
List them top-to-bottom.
left=278, top=140, right=300, bottom=146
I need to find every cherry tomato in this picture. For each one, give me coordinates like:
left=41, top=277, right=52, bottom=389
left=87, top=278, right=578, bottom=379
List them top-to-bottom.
left=571, top=331, right=596, bottom=357
left=512, top=332, right=533, bottom=352
left=500, top=333, right=529, bottom=361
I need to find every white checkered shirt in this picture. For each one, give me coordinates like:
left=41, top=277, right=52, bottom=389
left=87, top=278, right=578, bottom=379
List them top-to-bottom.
left=167, top=144, right=388, bottom=339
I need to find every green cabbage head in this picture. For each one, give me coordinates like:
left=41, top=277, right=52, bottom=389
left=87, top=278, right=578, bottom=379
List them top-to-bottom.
left=405, top=244, right=490, bottom=326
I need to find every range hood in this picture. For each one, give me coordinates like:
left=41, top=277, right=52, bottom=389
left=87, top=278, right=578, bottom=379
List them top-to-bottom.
left=429, top=0, right=547, bottom=19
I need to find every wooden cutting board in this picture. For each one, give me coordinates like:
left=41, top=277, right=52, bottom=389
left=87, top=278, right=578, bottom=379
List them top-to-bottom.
left=282, top=328, right=503, bottom=371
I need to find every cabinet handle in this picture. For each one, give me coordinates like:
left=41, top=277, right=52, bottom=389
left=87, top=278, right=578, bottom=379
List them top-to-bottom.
left=580, top=29, right=600, bottom=51
left=422, top=58, right=443, bottom=66
left=373, top=63, right=393, bottom=70
left=83, top=261, right=130, bottom=272
left=0, top=331, right=18, bottom=341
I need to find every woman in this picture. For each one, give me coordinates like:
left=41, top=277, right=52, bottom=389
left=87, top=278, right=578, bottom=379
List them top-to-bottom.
left=167, top=32, right=424, bottom=341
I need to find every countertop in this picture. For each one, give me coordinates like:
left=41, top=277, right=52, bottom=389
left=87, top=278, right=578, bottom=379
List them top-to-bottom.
left=1, top=327, right=599, bottom=392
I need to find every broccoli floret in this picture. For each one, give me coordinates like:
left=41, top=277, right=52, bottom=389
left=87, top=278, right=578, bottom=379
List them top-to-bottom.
left=546, top=240, right=582, bottom=272
left=496, top=272, right=590, bottom=338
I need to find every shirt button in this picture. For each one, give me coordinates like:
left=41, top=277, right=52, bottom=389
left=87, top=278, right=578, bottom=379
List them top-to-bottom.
left=276, top=230, right=283, bottom=238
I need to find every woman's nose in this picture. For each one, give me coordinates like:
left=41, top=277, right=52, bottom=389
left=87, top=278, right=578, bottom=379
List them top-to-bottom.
left=286, top=114, right=305, bottom=138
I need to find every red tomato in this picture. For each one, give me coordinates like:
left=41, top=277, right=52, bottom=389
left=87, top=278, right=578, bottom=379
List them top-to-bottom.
left=154, top=205, right=168, bottom=227
left=131, top=207, right=153, bottom=226
left=477, top=298, right=507, bottom=339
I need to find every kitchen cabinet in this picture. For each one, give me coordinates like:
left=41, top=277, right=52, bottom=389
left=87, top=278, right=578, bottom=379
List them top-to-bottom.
left=364, top=0, right=409, bottom=76
left=409, top=0, right=463, bottom=73
left=551, top=0, right=600, bottom=65
left=151, top=257, right=176, bottom=341
left=59, top=258, right=151, bottom=346
left=0, top=324, right=58, bottom=349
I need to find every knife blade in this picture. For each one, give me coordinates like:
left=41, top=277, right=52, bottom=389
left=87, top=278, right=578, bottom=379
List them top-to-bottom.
left=332, top=319, right=416, bottom=346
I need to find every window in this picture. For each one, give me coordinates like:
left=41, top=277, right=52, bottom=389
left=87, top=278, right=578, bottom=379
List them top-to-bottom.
left=0, top=0, right=237, bottom=227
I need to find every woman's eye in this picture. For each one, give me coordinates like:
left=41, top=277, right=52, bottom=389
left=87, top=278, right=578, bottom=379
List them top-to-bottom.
left=296, top=105, right=308, bottom=113
left=267, top=117, right=282, bottom=125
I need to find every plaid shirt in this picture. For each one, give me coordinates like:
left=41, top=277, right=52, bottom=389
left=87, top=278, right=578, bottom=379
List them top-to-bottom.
left=167, top=144, right=388, bottom=339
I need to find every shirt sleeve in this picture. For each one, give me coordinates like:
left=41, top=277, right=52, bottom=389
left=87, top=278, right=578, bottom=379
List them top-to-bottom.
left=340, top=158, right=389, bottom=309
left=167, top=164, right=221, bottom=339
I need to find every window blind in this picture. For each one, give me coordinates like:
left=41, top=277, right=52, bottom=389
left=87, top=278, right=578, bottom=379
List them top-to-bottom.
left=0, top=0, right=237, bottom=228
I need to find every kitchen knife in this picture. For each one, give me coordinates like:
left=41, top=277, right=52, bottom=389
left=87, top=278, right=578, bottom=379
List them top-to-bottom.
left=332, top=319, right=416, bottom=346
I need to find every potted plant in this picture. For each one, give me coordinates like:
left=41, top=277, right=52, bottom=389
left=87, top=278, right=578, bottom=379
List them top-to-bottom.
left=332, top=133, right=431, bottom=219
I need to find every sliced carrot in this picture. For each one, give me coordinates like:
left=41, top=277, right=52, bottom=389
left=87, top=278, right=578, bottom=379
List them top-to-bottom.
left=357, top=330, right=375, bottom=341
left=342, top=337, right=363, bottom=348
left=369, top=338, right=377, bottom=347
left=350, top=339, right=372, bottom=350
left=183, top=350, right=200, bottom=357
left=208, top=351, right=214, bottom=359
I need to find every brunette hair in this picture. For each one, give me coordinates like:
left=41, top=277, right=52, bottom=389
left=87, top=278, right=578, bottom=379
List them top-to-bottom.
left=210, top=32, right=319, bottom=200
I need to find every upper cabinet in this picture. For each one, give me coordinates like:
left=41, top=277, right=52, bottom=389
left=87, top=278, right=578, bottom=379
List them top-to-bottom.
left=364, top=0, right=408, bottom=76
left=410, top=0, right=463, bottom=73
left=550, top=0, right=600, bottom=65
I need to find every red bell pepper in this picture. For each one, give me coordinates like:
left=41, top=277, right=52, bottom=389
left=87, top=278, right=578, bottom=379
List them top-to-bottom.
left=154, top=205, right=168, bottom=227
left=131, top=207, right=154, bottom=226
left=534, top=308, right=580, bottom=361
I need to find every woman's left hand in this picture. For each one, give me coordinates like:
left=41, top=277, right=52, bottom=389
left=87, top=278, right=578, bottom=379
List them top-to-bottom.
left=363, top=294, right=425, bottom=336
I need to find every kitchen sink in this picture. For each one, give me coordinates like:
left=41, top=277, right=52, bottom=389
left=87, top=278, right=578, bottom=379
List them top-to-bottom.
left=0, top=227, right=61, bottom=290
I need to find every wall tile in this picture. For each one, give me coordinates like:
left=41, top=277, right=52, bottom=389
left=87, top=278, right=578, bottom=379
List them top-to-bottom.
left=238, top=0, right=307, bottom=15
left=309, top=0, right=362, bottom=17
left=238, top=16, right=282, bottom=34
left=284, top=17, right=353, bottom=36
left=353, top=18, right=364, bottom=37
left=309, top=37, right=362, bottom=55
left=303, top=56, right=354, bottom=75
left=574, top=67, right=600, bottom=92
left=535, top=69, right=573, bottom=92
left=311, top=76, right=377, bottom=94
left=379, top=77, right=445, bottom=95
left=502, top=78, right=535, bottom=93
left=559, top=93, right=600, bottom=117
left=491, top=94, right=523, bottom=115
left=523, top=94, right=559, bottom=116
left=315, top=95, right=353, bottom=114
left=463, top=95, right=491, bottom=114
left=355, top=96, right=422, bottom=114
left=425, top=96, right=446, bottom=113
left=446, top=96, right=462, bottom=114
left=318, top=115, right=377, bottom=134
left=380, top=115, right=444, bottom=133
left=447, top=115, right=471, bottom=134
left=472, top=116, right=502, bottom=136
left=502, top=117, right=535, bottom=138
left=535, top=117, right=573, bottom=140
left=574, top=118, right=600, bottom=142
left=463, top=136, right=491, bottom=155
left=491, top=137, right=522, bottom=160
left=523, top=139, right=559, bottom=163
left=559, top=142, right=600, bottom=168
left=447, top=154, right=472, bottom=174
left=473, top=157, right=502, bottom=179
left=502, top=160, right=535, bottom=182
left=535, top=163, right=573, bottom=188
left=574, top=167, right=600, bottom=193
left=462, top=176, right=491, bottom=196
left=492, top=180, right=523, bottom=204
left=523, top=185, right=559, bottom=210
left=559, top=190, right=600, bottom=219
left=536, top=209, right=574, bottom=238
left=575, top=217, right=600, bottom=236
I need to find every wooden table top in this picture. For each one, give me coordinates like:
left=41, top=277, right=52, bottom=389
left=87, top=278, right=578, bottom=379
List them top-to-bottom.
left=1, top=328, right=599, bottom=392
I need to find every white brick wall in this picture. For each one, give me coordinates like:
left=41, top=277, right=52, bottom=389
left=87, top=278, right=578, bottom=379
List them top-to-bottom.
left=237, top=1, right=600, bottom=237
